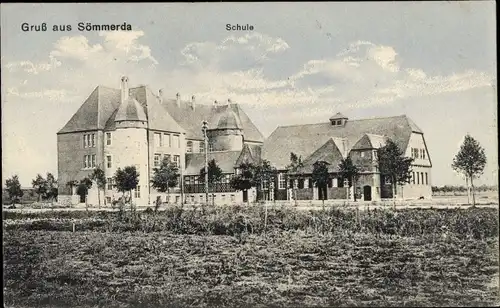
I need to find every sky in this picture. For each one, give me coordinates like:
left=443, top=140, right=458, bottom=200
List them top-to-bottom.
left=1, top=2, right=497, bottom=187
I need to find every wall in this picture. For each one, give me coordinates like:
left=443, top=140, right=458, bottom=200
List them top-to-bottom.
left=105, top=126, right=149, bottom=205
left=148, top=129, right=186, bottom=200
left=57, top=131, right=100, bottom=196
left=405, top=132, right=432, bottom=167
left=402, top=166, right=432, bottom=199
left=327, top=187, right=347, bottom=199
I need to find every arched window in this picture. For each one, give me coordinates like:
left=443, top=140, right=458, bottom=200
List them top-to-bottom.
left=186, top=141, right=193, bottom=153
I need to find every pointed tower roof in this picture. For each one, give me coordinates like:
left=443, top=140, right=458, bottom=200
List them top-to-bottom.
left=115, top=97, right=147, bottom=122
left=211, top=104, right=243, bottom=130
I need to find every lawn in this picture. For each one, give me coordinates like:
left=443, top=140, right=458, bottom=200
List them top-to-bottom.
left=3, top=206, right=499, bottom=307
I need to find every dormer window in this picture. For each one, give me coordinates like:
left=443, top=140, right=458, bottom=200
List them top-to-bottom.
left=329, top=112, right=348, bottom=126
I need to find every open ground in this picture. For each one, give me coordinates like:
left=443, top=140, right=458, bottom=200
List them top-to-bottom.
left=3, top=204, right=499, bottom=308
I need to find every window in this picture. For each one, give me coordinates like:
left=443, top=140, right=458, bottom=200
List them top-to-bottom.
left=106, top=132, right=112, bottom=146
left=83, top=133, right=96, bottom=148
left=154, top=133, right=162, bottom=147
left=164, top=133, right=171, bottom=147
left=173, top=135, right=180, bottom=148
left=186, top=141, right=193, bottom=153
left=200, top=141, right=205, bottom=153
left=208, top=142, right=214, bottom=152
left=422, top=149, right=426, bottom=160
left=373, top=150, right=378, bottom=160
left=360, top=151, right=365, bottom=158
left=154, top=154, right=162, bottom=167
left=164, top=154, right=171, bottom=162
left=83, top=155, right=95, bottom=169
left=106, top=155, right=112, bottom=168
left=173, top=155, right=180, bottom=167
left=412, top=172, right=415, bottom=184
left=417, top=172, right=420, bottom=184
left=421, top=172, right=424, bottom=185
left=425, top=172, right=428, bottom=185
left=278, top=173, right=286, bottom=189
left=107, top=178, right=114, bottom=190
left=304, top=178, right=309, bottom=189
left=332, top=178, right=338, bottom=188
left=338, top=178, right=344, bottom=188
left=297, top=179, right=304, bottom=189
left=134, top=186, right=141, bottom=198
left=231, top=194, right=235, bottom=202
left=200, top=195, right=204, bottom=203
left=175, top=196, right=180, bottom=203
left=106, top=197, right=111, bottom=204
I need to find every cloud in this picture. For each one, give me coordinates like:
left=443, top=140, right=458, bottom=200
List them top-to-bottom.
left=4, top=57, right=62, bottom=74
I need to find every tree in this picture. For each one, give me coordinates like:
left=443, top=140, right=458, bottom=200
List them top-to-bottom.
left=452, top=134, right=487, bottom=206
left=377, top=139, right=414, bottom=205
left=285, top=152, right=304, bottom=206
left=338, top=156, right=360, bottom=202
left=151, top=157, right=179, bottom=210
left=200, top=159, right=224, bottom=205
left=254, top=159, right=278, bottom=202
left=311, top=161, right=330, bottom=207
left=230, top=162, right=258, bottom=205
left=114, top=166, right=140, bottom=211
left=90, top=167, right=106, bottom=208
left=45, top=173, right=58, bottom=202
left=32, top=174, right=47, bottom=202
left=5, top=175, right=23, bottom=205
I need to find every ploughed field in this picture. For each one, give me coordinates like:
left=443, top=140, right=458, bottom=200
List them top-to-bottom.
left=3, top=206, right=499, bottom=307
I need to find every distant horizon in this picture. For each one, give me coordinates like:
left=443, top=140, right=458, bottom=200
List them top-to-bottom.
left=1, top=2, right=497, bottom=187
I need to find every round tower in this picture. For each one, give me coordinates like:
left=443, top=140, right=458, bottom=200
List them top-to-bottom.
left=109, top=76, right=149, bottom=205
left=207, top=104, right=243, bottom=151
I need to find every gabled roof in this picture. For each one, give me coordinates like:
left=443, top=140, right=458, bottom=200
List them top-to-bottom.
left=59, top=85, right=185, bottom=134
left=58, top=86, right=121, bottom=134
left=161, top=99, right=264, bottom=142
left=262, top=115, right=420, bottom=169
left=351, top=133, right=387, bottom=150
left=292, top=138, right=345, bottom=174
left=184, top=151, right=242, bottom=175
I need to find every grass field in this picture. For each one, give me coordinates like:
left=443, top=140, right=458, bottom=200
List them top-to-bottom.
left=3, top=206, right=499, bottom=307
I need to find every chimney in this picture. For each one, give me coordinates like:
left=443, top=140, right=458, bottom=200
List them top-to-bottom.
left=121, top=76, right=129, bottom=102
left=158, top=89, right=163, bottom=103
left=176, top=93, right=180, bottom=107
left=191, top=95, right=196, bottom=110
left=227, top=98, right=232, bottom=105
left=214, top=100, right=218, bottom=108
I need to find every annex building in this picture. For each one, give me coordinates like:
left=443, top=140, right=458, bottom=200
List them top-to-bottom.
left=57, top=77, right=432, bottom=206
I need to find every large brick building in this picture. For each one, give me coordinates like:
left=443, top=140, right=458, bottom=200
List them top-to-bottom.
left=57, top=77, right=432, bottom=206
left=57, top=77, right=263, bottom=206
left=262, top=113, right=432, bottom=201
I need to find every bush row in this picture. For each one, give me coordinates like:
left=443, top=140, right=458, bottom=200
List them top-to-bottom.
left=3, top=205, right=499, bottom=239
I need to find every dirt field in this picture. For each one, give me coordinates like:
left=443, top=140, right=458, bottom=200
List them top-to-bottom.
left=3, top=207, right=499, bottom=307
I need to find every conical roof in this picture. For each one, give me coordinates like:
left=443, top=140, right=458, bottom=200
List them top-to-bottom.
left=115, top=97, right=147, bottom=122
left=212, top=106, right=243, bottom=130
